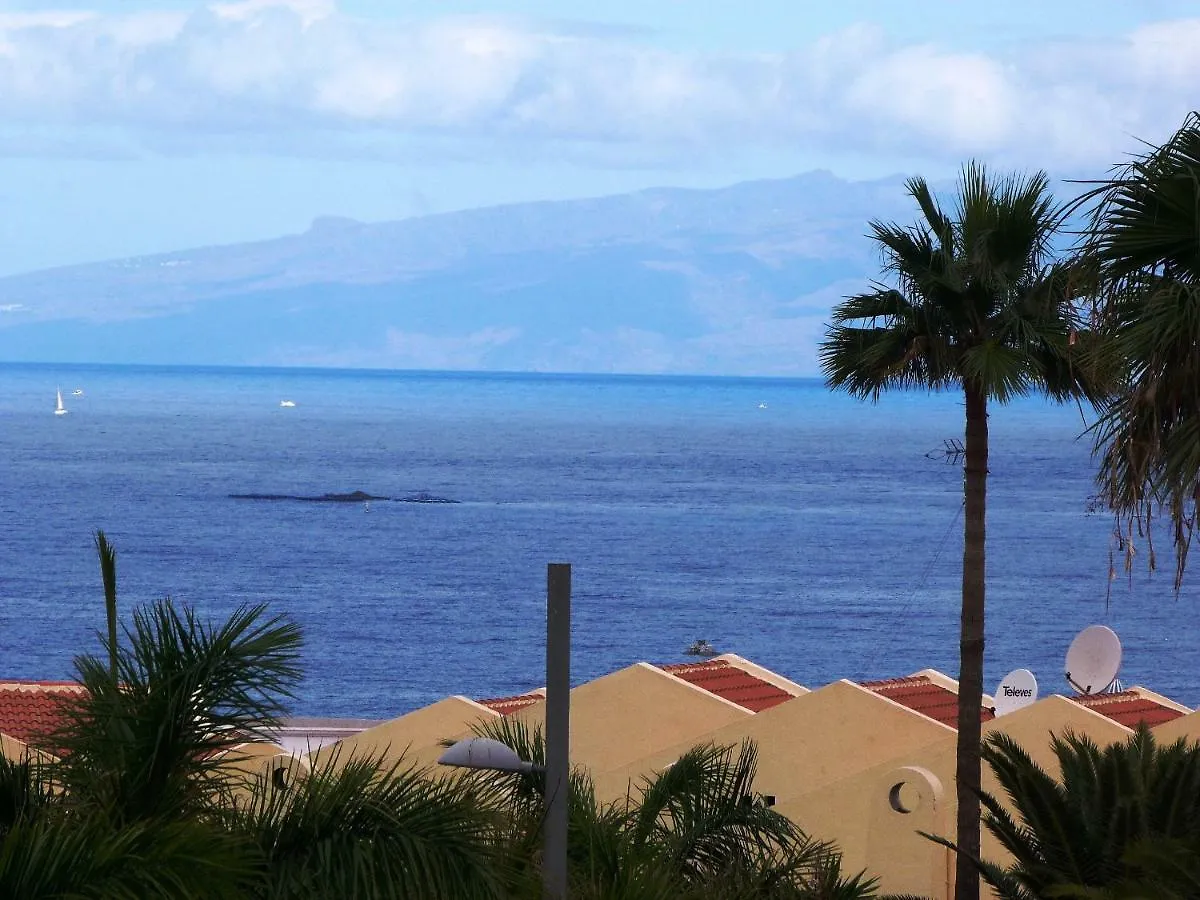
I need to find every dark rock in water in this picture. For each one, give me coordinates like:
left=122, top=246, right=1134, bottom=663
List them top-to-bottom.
left=229, top=489, right=459, bottom=504
left=230, top=490, right=390, bottom=502
left=313, top=491, right=389, bottom=503
left=396, top=491, right=458, bottom=504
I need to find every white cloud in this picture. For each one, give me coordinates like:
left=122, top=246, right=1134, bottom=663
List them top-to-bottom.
left=0, top=3, right=1194, bottom=168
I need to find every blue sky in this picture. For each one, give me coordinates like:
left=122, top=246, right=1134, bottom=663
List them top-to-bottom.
left=0, top=0, right=1195, bottom=276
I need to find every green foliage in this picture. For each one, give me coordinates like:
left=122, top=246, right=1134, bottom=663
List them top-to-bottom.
left=1080, top=110, right=1200, bottom=589
left=820, top=163, right=1097, bottom=405
left=94, top=529, right=119, bottom=683
left=53, top=598, right=304, bottom=823
left=937, top=726, right=1200, bottom=900
left=232, top=752, right=506, bottom=900
left=0, top=755, right=55, bottom=837
left=0, top=815, right=255, bottom=900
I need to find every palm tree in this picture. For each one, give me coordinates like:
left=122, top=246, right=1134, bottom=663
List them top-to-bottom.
left=1079, top=111, right=1200, bottom=590
left=819, top=163, right=1102, bottom=900
left=51, top=597, right=304, bottom=824
left=949, top=727, right=1200, bottom=899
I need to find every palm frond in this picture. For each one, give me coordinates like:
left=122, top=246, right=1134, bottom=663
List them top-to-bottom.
left=1080, top=111, right=1200, bottom=589
left=53, top=598, right=304, bottom=822
left=953, top=727, right=1200, bottom=897
left=630, top=741, right=824, bottom=886
left=232, top=749, right=506, bottom=900
left=0, top=753, right=57, bottom=835
left=0, top=814, right=255, bottom=900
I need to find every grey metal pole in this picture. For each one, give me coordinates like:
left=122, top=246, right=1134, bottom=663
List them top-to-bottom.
left=544, top=563, right=571, bottom=900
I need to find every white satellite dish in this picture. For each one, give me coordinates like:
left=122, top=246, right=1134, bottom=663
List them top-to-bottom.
left=1065, top=625, right=1122, bottom=695
left=993, top=668, right=1039, bottom=716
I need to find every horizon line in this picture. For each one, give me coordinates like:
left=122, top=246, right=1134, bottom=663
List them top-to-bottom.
left=0, top=359, right=834, bottom=385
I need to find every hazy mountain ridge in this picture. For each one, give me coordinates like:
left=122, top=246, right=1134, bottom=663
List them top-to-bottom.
left=0, top=170, right=914, bottom=375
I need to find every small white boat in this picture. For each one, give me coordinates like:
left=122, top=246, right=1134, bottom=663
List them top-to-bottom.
left=54, top=388, right=68, bottom=416
left=72, top=389, right=84, bottom=396
left=279, top=400, right=296, bottom=408
left=758, top=402, right=768, bottom=409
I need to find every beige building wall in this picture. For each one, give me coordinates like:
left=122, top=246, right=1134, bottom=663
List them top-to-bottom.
left=515, top=662, right=752, bottom=782
left=593, top=679, right=954, bottom=805
left=590, top=687, right=1138, bottom=900
left=814, top=694, right=1135, bottom=899
left=309, top=695, right=500, bottom=771
left=1150, top=705, right=1200, bottom=745
left=0, top=732, right=31, bottom=762
left=0, top=732, right=57, bottom=766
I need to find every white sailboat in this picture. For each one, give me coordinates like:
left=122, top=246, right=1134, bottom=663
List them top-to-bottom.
left=54, top=388, right=68, bottom=416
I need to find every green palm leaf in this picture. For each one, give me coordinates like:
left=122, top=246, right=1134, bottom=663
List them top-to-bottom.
left=1079, top=111, right=1200, bottom=588
left=53, top=597, right=303, bottom=823
left=231, top=750, right=506, bottom=900
left=0, top=815, right=254, bottom=899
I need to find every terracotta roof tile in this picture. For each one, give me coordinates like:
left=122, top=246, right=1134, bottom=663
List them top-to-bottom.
left=660, top=660, right=793, bottom=712
left=860, top=675, right=991, bottom=729
left=0, top=682, right=86, bottom=748
left=1069, top=691, right=1186, bottom=728
left=478, top=692, right=544, bottom=716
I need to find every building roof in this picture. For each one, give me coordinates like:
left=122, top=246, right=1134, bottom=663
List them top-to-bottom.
left=659, top=659, right=796, bottom=712
left=515, top=663, right=752, bottom=780
left=860, top=674, right=995, bottom=729
left=0, top=681, right=86, bottom=747
left=478, top=689, right=545, bottom=716
left=1069, top=690, right=1187, bottom=728
left=309, top=695, right=499, bottom=770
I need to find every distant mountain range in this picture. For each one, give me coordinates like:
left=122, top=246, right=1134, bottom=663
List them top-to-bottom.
left=0, top=170, right=917, bottom=375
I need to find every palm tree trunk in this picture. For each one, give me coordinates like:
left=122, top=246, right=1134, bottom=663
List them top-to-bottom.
left=954, top=382, right=987, bottom=900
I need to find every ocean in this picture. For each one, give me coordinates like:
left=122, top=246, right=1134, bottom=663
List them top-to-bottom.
left=1, top=362, right=1195, bottom=717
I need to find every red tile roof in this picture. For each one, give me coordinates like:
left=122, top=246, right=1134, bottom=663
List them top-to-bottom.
left=660, top=659, right=794, bottom=712
left=860, top=675, right=992, bottom=729
left=0, top=682, right=86, bottom=748
left=1069, top=691, right=1186, bottom=728
left=478, top=692, right=544, bottom=716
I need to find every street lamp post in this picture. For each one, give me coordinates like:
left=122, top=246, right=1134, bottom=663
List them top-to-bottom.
left=439, top=562, right=572, bottom=900
left=543, top=563, right=570, bottom=900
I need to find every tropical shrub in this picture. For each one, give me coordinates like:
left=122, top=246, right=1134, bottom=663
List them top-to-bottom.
left=943, top=726, right=1200, bottom=900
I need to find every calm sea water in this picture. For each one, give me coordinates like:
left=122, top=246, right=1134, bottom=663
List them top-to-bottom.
left=1, top=362, right=1195, bottom=716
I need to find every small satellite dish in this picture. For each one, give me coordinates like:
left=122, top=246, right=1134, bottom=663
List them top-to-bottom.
left=1065, top=625, right=1122, bottom=695
left=993, top=668, right=1038, bottom=716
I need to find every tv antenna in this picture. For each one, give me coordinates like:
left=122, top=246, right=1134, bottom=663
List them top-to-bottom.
left=925, top=438, right=965, bottom=463
left=1065, top=625, right=1122, bottom=695
left=993, top=668, right=1039, bottom=716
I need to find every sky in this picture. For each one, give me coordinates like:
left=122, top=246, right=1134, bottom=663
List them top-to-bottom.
left=0, top=0, right=1196, bottom=276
